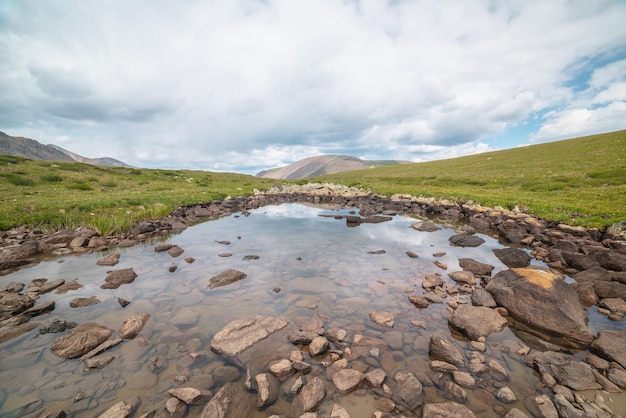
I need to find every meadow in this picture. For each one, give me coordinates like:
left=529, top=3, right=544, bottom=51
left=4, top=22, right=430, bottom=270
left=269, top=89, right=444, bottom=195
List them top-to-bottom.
left=0, top=130, right=624, bottom=234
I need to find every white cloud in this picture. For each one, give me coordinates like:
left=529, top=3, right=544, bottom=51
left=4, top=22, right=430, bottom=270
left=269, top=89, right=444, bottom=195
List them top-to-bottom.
left=1, top=0, right=625, bottom=171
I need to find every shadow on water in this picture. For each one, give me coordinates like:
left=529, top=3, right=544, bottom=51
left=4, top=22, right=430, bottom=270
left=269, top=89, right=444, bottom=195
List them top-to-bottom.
left=0, top=203, right=624, bottom=417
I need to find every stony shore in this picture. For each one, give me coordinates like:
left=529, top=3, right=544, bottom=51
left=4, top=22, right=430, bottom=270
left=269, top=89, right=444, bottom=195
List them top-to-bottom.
left=1, top=183, right=626, bottom=417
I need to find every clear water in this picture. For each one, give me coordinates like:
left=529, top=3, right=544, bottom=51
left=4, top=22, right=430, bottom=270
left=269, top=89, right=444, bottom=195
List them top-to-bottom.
left=0, top=203, right=624, bottom=417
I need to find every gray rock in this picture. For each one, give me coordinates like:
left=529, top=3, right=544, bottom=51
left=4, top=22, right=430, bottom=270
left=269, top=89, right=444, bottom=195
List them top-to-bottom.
left=411, top=221, right=441, bottom=232
left=449, top=234, right=485, bottom=247
left=168, top=245, right=184, bottom=257
left=493, top=248, right=531, bottom=267
left=96, top=252, right=120, bottom=266
left=459, top=258, right=494, bottom=276
left=486, top=267, right=593, bottom=344
left=101, top=268, right=137, bottom=289
left=208, top=269, right=247, bottom=289
left=448, top=271, right=476, bottom=285
left=423, top=273, right=444, bottom=289
left=470, top=288, right=496, bottom=307
left=69, top=296, right=100, bottom=308
left=449, top=304, right=507, bottom=339
left=369, top=310, right=394, bottom=327
left=118, top=313, right=150, bottom=339
left=210, top=315, right=288, bottom=357
left=39, top=319, right=77, bottom=334
left=50, top=322, right=113, bottom=359
left=590, top=330, right=626, bottom=369
left=429, top=335, right=465, bottom=367
left=533, top=351, right=601, bottom=391
left=608, top=367, right=626, bottom=389
left=365, top=368, right=386, bottom=386
left=332, top=369, right=365, bottom=393
left=392, top=369, right=423, bottom=409
left=452, top=371, right=475, bottom=388
left=255, top=373, right=279, bottom=408
left=292, top=377, right=325, bottom=416
left=444, top=380, right=467, bottom=403
left=199, top=382, right=255, bottom=418
left=496, top=386, right=517, bottom=403
left=167, top=387, right=212, bottom=405
left=523, top=394, right=558, bottom=418
left=98, top=399, right=136, bottom=418
left=422, top=401, right=476, bottom=417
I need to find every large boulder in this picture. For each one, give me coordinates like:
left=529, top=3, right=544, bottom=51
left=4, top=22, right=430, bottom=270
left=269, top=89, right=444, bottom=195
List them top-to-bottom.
left=485, top=268, right=594, bottom=344
left=449, top=305, right=507, bottom=340
left=50, top=323, right=113, bottom=359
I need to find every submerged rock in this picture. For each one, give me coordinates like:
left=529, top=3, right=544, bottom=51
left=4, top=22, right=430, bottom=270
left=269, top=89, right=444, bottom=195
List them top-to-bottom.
left=486, top=267, right=594, bottom=344
left=208, top=269, right=247, bottom=289
left=449, top=304, right=507, bottom=339
left=118, top=313, right=150, bottom=339
left=210, top=315, right=288, bottom=357
left=50, top=322, right=113, bottom=359
left=429, top=334, right=465, bottom=367
left=199, top=382, right=254, bottom=418
left=422, top=401, right=476, bottom=417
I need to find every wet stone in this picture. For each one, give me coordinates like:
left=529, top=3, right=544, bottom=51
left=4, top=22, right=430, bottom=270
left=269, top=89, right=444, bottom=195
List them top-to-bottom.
left=96, top=252, right=120, bottom=266
left=208, top=269, right=247, bottom=289
left=69, top=296, right=100, bottom=308
left=369, top=310, right=395, bottom=327
left=39, top=319, right=77, bottom=334
left=50, top=323, right=113, bottom=359
left=429, top=335, right=465, bottom=367
left=309, top=336, right=330, bottom=356
left=332, top=369, right=365, bottom=393
left=422, top=401, right=476, bottom=418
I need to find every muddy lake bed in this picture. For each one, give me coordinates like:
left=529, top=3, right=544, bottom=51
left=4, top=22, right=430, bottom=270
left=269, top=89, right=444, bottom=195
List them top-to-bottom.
left=0, top=203, right=624, bottom=417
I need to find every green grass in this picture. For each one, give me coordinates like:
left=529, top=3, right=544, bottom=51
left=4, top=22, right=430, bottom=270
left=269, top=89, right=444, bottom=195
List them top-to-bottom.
left=0, top=130, right=624, bottom=233
left=318, top=130, right=626, bottom=229
left=0, top=160, right=277, bottom=234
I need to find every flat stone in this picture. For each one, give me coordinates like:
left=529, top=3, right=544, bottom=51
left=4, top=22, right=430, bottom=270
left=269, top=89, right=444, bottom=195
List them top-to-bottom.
left=449, top=234, right=485, bottom=247
left=493, top=248, right=531, bottom=268
left=96, top=252, right=120, bottom=266
left=459, top=258, right=494, bottom=276
left=102, top=268, right=137, bottom=289
left=208, top=269, right=247, bottom=289
left=448, top=271, right=476, bottom=285
left=423, top=273, right=444, bottom=288
left=471, top=288, right=497, bottom=307
left=408, top=295, right=431, bottom=308
left=70, top=296, right=100, bottom=308
left=449, top=304, right=507, bottom=339
left=369, top=310, right=394, bottom=327
left=118, top=313, right=150, bottom=339
left=210, top=315, right=288, bottom=357
left=50, top=322, right=113, bottom=359
left=591, top=330, right=626, bottom=369
left=429, top=334, right=465, bottom=367
left=533, top=351, right=601, bottom=391
left=269, top=359, right=293, bottom=377
left=332, top=369, right=365, bottom=393
left=292, top=377, right=325, bottom=416
left=199, top=382, right=255, bottom=418
left=168, top=387, right=212, bottom=405
left=422, top=402, right=476, bottom=418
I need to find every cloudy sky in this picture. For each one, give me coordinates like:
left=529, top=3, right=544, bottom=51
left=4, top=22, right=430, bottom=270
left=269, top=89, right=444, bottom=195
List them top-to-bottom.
left=1, top=1, right=625, bottom=174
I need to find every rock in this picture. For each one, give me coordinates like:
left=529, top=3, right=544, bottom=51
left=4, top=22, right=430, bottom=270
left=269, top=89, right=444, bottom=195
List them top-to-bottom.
left=411, top=221, right=441, bottom=232
left=449, top=234, right=485, bottom=247
left=168, top=245, right=184, bottom=257
left=493, top=248, right=531, bottom=267
left=406, top=251, right=419, bottom=258
left=96, top=252, right=120, bottom=266
left=459, top=258, right=494, bottom=277
left=485, top=267, right=594, bottom=344
left=102, top=268, right=137, bottom=289
left=208, top=269, right=247, bottom=289
left=448, top=271, right=476, bottom=285
left=423, top=273, right=444, bottom=288
left=54, top=279, right=82, bottom=294
left=594, top=280, right=626, bottom=300
left=470, top=288, right=496, bottom=307
left=0, top=292, right=35, bottom=320
left=408, top=295, right=431, bottom=308
left=70, top=296, right=100, bottom=308
left=599, top=297, right=626, bottom=314
left=118, top=298, right=130, bottom=308
left=22, top=300, right=55, bottom=317
left=449, top=304, right=507, bottom=339
left=170, top=308, right=199, bottom=328
left=369, top=310, right=394, bottom=327
left=118, top=313, right=150, bottom=339
left=210, top=315, right=288, bottom=356
left=39, top=319, right=77, bottom=334
left=0, top=321, right=39, bottom=344
left=50, top=323, right=113, bottom=359
left=326, top=328, right=350, bottom=345
left=590, top=330, right=626, bottom=369
left=429, top=335, right=465, bottom=367
left=309, top=336, right=330, bottom=356
left=80, top=338, right=123, bottom=360
left=533, top=351, right=601, bottom=391
left=83, top=354, right=115, bottom=370
left=269, top=359, right=293, bottom=376
left=488, top=359, right=508, bottom=379
left=431, top=360, right=459, bottom=372
left=365, top=368, right=386, bottom=386
left=608, top=368, right=626, bottom=388
left=332, top=369, right=365, bottom=393
left=392, top=369, right=423, bottom=409
left=255, top=373, right=279, bottom=408
left=292, top=377, right=325, bottom=416
left=444, top=381, right=467, bottom=403
left=199, top=382, right=254, bottom=418
left=496, top=387, right=517, bottom=404
left=524, top=394, right=558, bottom=418
left=164, top=397, right=187, bottom=418
left=99, top=399, right=135, bottom=418
left=422, top=401, right=475, bottom=417
left=330, top=403, right=351, bottom=418
left=504, top=408, right=530, bottom=418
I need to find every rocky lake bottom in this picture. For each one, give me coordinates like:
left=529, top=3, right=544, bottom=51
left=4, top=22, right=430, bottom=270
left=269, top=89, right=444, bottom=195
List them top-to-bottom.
left=0, top=202, right=625, bottom=417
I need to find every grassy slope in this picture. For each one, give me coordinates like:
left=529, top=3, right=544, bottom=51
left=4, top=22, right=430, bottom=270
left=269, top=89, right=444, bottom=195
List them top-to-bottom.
left=0, top=130, right=624, bottom=233
left=318, top=130, right=626, bottom=229
left=0, top=158, right=276, bottom=233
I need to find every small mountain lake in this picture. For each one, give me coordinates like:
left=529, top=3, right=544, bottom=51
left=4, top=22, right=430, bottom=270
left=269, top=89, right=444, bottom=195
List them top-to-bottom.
left=0, top=203, right=624, bottom=417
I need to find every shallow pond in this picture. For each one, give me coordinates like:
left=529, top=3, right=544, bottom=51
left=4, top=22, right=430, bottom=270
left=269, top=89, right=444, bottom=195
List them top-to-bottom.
left=0, top=203, right=624, bottom=417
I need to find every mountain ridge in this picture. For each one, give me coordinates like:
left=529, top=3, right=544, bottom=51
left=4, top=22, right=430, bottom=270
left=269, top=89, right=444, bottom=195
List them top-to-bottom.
left=0, top=131, right=132, bottom=167
left=256, top=154, right=409, bottom=179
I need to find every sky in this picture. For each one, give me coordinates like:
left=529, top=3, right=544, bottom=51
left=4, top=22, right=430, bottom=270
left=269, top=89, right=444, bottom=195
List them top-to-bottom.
left=1, top=0, right=625, bottom=175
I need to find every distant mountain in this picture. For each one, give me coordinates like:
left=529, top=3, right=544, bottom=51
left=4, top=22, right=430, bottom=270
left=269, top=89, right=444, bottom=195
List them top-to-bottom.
left=0, top=131, right=132, bottom=167
left=256, top=155, right=409, bottom=180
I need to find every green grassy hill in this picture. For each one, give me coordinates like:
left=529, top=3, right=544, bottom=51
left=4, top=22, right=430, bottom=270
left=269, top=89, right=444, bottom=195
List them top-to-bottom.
left=0, top=130, right=624, bottom=233
left=319, top=130, right=626, bottom=228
